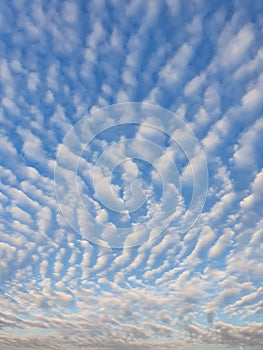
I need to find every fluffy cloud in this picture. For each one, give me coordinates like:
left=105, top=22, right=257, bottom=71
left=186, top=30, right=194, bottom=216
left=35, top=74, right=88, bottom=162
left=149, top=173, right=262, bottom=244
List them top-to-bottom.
left=0, top=0, right=262, bottom=349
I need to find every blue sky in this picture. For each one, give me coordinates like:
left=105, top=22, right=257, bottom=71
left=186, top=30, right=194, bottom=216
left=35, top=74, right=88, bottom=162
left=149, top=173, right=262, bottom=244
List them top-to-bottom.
left=0, top=0, right=263, bottom=349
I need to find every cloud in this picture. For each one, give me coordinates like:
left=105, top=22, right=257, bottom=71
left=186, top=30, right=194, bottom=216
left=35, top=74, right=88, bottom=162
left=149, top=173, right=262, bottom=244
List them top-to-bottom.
left=0, top=0, right=262, bottom=349
left=220, top=24, right=255, bottom=67
left=159, top=43, right=194, bottom=85
left=184, top=72, right=206, bottom=97
left=232, top=118, right=263, bottom=168
left=17, top=128, right=47, bottom=164
left=240, top=168, right=263, bottom=210
left=183, top=226, right=216, bottom=265
left=208, top=228, right=234, bottom=259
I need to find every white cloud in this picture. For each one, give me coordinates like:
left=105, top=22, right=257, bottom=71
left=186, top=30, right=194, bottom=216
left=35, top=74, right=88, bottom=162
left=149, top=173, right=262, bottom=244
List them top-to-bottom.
left=0, top=1, right=263, bottom=349
left=62, top=1, right=78, bottom=24
left=219, top=24, right=255, bottom=67
left=159, top=43, right=193, bottom=85
left=233, top=47, right=263, bottom=80
left=27, top=72, right=40, bottom=92
left=184, top=72, right=206, bottom=97
left=242, top=83, right=262, bottom=111
left=242, top=87, right=261, bottom=109
left=2, top=97, right=20, bottom=115
left=202, top=113, right=232, bottom=153
left=232, top=117, right=263, bottom=168
left=17, top=128, right=47, bottom=163
left=0, top=134, right=17, bottom=157
left=240, top=168, right=263, bottom=210
left=205, top=192, right=235, bottom=222
left=8, top=204, right=34, bottom=226
left=183, top=226, right=216, bottom=265
left=208, top=228, right=234, bottom=259
left=92, top=249, right=112, bottom=272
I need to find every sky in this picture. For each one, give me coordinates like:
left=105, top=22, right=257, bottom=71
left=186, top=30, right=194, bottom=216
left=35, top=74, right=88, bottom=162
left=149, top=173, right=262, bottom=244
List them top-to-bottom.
left=0, top=0, right=263, bottom=349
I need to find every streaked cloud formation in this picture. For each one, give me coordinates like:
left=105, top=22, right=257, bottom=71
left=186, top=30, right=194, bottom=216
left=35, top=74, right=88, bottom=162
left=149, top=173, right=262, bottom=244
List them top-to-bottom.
left=0, top=0, right=262, bottom=349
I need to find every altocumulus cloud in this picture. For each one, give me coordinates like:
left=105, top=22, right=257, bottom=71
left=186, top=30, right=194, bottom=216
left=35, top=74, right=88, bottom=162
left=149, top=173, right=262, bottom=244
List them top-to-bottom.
left=0, top=0, right=263, bottom=349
